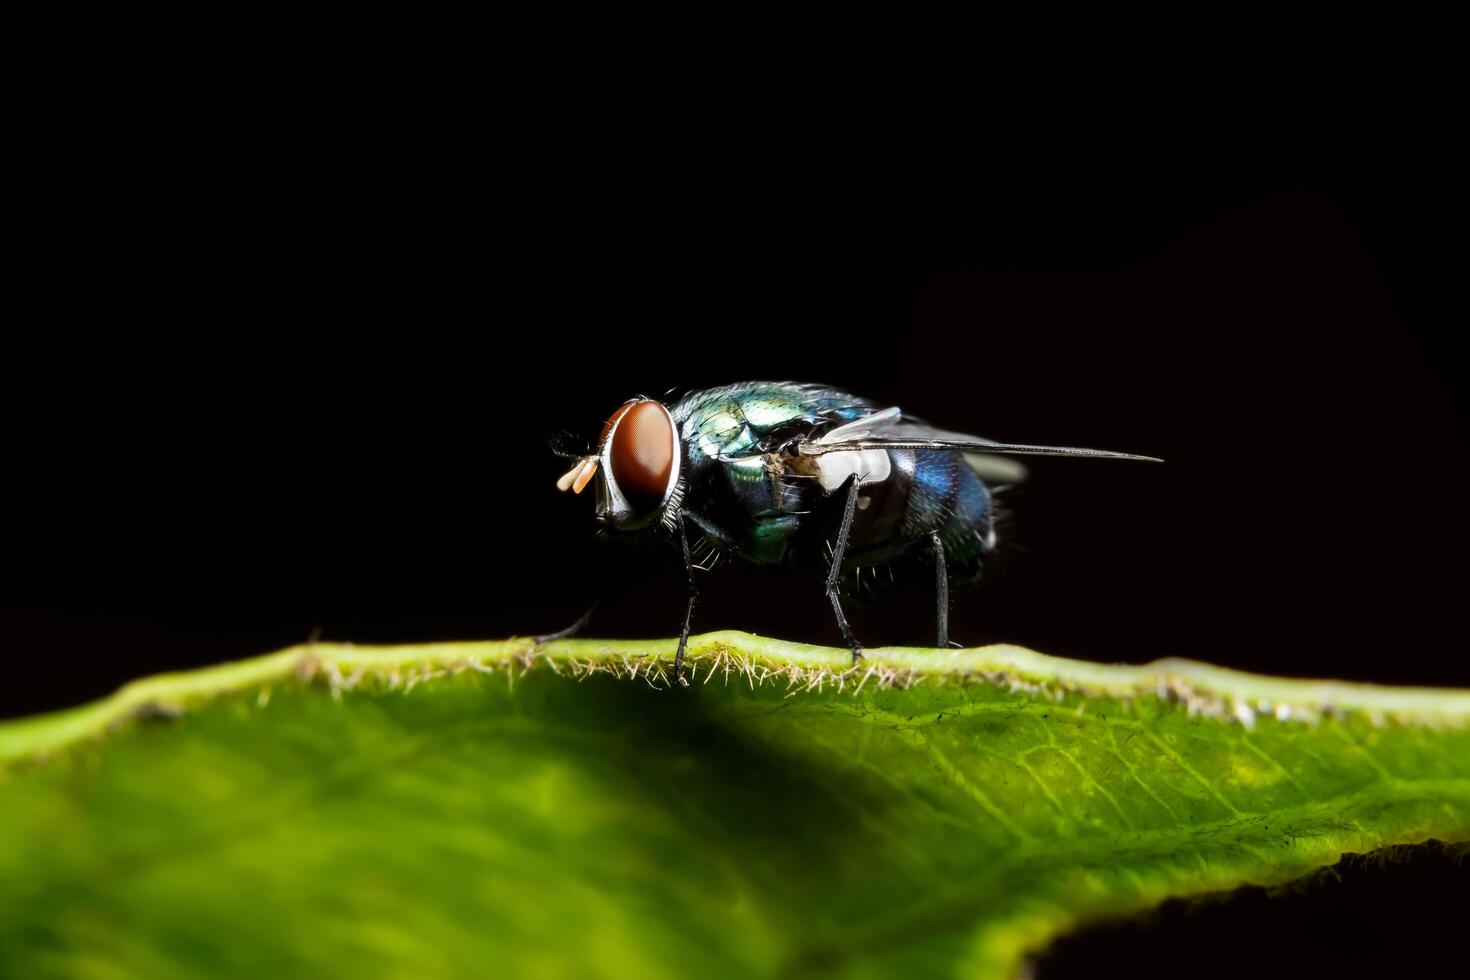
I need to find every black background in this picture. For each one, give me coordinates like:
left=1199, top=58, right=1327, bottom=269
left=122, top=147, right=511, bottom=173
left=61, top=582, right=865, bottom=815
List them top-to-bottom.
left=4, top=100, right=1464, bottom=974
left=7, top=123, right=1462, bottom=714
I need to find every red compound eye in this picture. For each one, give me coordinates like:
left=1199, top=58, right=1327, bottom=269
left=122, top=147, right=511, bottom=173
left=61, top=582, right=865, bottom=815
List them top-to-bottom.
left=598, top=401, right=636, bottom=448
left=608, top=401, right=674, bottom=511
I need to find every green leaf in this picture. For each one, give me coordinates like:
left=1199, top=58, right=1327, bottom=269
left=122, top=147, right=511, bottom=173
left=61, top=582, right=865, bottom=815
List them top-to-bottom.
left=2, top=633, right=1467, bottom=979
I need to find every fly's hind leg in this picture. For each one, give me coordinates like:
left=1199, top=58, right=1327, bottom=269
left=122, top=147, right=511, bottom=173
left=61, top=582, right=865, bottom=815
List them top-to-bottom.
left=825, top=474, right=864, bottom=665
left=931, top=530, right=950, bottom=649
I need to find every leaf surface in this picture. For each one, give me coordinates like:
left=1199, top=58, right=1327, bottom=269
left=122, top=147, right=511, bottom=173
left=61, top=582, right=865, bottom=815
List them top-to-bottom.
left=2, top=633, right=1467, bottom=979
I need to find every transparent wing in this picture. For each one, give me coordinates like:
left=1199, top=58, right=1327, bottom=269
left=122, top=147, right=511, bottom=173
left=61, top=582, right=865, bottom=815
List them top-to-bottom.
left=799, top=406, right=1162, bottom=473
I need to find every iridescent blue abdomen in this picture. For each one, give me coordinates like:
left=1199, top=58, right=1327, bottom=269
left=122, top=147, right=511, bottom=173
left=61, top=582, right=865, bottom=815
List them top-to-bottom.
left=841, top=447, right=994, bottom=571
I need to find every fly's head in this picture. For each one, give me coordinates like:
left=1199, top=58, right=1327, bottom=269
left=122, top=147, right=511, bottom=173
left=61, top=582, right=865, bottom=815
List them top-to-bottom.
left=555, top=397, right=682, bottom=530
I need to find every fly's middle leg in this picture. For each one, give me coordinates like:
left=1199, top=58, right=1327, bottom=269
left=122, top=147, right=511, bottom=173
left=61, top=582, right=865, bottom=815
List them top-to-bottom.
left=825, top=474, right=864, bottom=665
left=673, top=515, right=699, bottom=687
left=931, top=530, right=950, bottom=648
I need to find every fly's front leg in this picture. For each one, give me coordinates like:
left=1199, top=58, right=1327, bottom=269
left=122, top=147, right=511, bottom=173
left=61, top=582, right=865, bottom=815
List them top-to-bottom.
left=825, top=474, right=864, bottom=665
left=673, top=514, right=699, bottom=687
left=931, top=530, right=950, bottom=648
left=533, top=542, right=615, bottom=644
left=532, top=602, right=598, bottom=645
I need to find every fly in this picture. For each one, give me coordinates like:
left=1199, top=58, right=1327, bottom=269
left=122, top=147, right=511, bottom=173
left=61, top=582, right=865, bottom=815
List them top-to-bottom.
left=551, top=382, right=1160, bottom=685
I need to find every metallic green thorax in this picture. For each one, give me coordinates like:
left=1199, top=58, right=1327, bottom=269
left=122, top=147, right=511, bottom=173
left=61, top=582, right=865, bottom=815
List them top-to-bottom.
left=674, top=383, right=873, bottom=459
left=670, top=384, right=873, bottom=565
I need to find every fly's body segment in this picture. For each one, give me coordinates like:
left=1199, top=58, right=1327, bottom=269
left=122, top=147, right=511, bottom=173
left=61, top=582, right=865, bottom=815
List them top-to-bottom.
left=553, top=382, right=1159, bottom=685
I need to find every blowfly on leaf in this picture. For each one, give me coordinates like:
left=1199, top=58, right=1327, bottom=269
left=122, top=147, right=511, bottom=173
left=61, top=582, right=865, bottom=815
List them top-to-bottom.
left=551, top=382, right=1160, bottom=685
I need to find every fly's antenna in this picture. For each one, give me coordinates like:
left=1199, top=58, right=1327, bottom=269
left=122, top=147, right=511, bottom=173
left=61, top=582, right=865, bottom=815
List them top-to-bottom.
left=549, top=431, right=600, bottom=494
